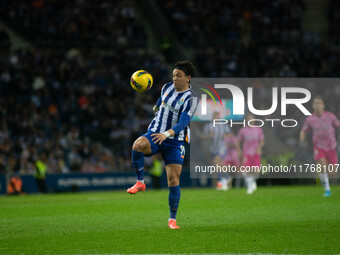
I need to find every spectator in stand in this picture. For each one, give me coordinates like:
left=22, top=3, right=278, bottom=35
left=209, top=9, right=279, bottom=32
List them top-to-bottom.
left=0, top=0, right=146, bottom=47
left=0, top=47, right=169, bottom=173
left=34, top=153, right=47, bottom=193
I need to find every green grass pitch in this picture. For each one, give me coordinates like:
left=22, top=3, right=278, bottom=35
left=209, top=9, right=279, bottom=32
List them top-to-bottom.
left=0, top=186, right=339, bottom=254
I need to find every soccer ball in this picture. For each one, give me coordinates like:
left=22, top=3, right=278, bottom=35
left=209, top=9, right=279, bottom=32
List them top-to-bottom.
left=130, top=70, right=153, bottom=93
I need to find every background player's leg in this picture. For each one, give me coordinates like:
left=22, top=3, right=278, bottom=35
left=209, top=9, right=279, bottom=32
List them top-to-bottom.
left=132, top=137, right=152, bottom=183
left=213, top=155, right=228, bottom=190
left=213, top=155, right=223, bottom=190
left=242, top=155, right=254, bottom=194
left=243, top=155, right=260, bottom=194
left=316, top=158, right=330, bottom=195
left=166, top=164, right=182, bottom=221
left=244, top=174, right=254, bottom=194
left=246, top=175, right=259, bottom=194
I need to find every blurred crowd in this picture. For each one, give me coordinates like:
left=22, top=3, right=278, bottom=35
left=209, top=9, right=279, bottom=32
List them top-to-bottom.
left=0, top=0, right=145, bottom=47
left=0, top=0, right=340, bottom=176
left=162, top=0, right=305, bottom=47
left=162, top=0, right=340, bottom=78
left=329, top=0, right=340, bottom=42
left=0, top=29, right=11, bottom=51
left=196, top=40, right=340, bottom=77
left=0, top=48, right=168, bottom=174
left=245, top=81, right=340, bottom=149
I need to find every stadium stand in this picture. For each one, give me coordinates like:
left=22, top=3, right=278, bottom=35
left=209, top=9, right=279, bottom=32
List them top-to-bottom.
left=0, top=0, right=339, bottom=175
left=0, top=0, right=146, bottom=47
left=157, top=0, right=340, bottom=162
left=161, top=0, right=305, bottom=48
left=329, top=0, right=340, bottom=42
left=0, top=29, right=11, bottom=51
left=0, top=47, right=168, bottom=174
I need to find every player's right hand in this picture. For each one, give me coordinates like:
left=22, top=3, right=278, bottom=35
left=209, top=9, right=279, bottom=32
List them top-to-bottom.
left=151, top=133, right=166, bottom=145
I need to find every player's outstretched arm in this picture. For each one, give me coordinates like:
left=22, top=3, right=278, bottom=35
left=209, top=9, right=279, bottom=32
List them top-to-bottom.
left=299, top=130, right=306, bottom=142
left=256, top=139, right=264, bottom=155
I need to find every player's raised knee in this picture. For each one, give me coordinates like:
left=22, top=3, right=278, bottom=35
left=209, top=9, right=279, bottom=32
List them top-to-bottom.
left=132, top=137, right=149, bottom=153
left=132, top=138, right=145, bottom=151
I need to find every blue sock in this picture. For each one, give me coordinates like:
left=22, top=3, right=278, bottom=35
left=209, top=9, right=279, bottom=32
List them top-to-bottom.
left=132, top=150, right=144, bottom=181
left=169, top=185, right=181, bottom=220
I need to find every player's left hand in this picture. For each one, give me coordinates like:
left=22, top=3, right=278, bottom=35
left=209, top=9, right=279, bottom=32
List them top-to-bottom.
left=151, top=133, right=166, bottom=145
left=256, top=147, right=262, bottom=156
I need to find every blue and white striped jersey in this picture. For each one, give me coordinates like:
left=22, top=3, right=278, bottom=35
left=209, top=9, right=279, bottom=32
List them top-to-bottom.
left=148, top=82, right=198, bottom=142
left=204, top=122, right=231, bottom=155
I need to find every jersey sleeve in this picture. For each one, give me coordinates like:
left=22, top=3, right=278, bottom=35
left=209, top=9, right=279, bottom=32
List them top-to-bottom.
left=156, top=82, right=172, bottom=108
left=161, top=82, right=172, bottom=96
left=160, top=84, right=165, bottom=96
left=171, top=95, right=199, bottom=135
left=155, top=96, right=162, bottom=108
left=182, top=96, right=199, bottom=117
left=171, top=113, right=190, bottom=134
left=331, top=113, right=340, bottom=128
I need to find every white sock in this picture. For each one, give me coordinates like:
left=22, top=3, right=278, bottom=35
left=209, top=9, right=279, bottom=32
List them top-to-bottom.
left=318, top=173, right=330, bottom=191
left=318, top=173, right=325, bottom=189
left=323, top=173, right=330, bottom=191
left=245, top=177, right=252, bottom=190
left=252, top=178, right=257, bottom=191
left=138, top=180, right=145, bottom=184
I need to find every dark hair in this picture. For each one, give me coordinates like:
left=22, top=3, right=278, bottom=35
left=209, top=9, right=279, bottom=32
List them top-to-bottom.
left=174, top=60, right=195, bottom=77
left=314, top=95, right=324, bottom=102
